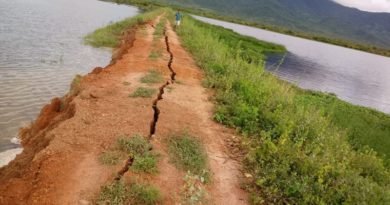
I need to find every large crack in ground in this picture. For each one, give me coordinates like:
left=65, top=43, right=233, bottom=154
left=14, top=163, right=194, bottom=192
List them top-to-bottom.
left=115, top=25, right=176, bottom=181
left=149, top=28, right=176, bottom=138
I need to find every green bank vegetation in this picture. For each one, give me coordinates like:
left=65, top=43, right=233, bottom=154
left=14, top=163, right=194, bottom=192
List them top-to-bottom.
left=112, top=0, right=390, bottom=57
left=84, top=8, right=165, bottom=48
left=173, top=13, right=390, bottom=204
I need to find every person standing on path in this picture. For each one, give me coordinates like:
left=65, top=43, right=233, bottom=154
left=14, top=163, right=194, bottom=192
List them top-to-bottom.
left=175, top=11, right=182, bottom=27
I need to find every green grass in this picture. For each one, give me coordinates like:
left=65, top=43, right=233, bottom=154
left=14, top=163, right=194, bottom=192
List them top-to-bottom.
left=84, top=8, right=165, bottom=48
left=175, top=13, right=390, bottom=204
left=153, top=17, right=165, bottom=42
left=148, top=50, right=163, bottom=60
left=140, top=69, right=164, bottom=84
left=129, top=87, right=157, bottom=98
left=295, top=90, right=390, bottom=165
left=167, top=133, right=208, bottom=177
left=99, top=135, right=158, bottom=174
left=118, top=135, right=158, bottom=174
left=118, top=135, right=152, bottom=155
left=99, top=150, right=124, bottom=166
left=133, top=152, right=159, bottom=174
left=97, top=180, right=161, bottom=205
left=97, top=180, right=128, bottom=205
left=127, top=182, right=161, bottom=205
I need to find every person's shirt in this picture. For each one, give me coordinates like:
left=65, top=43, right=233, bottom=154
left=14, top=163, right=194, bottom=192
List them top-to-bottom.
left=175, top=12, right=182, bottom=21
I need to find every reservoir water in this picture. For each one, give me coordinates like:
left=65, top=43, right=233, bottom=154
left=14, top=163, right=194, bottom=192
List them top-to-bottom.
left=0, top=0, right=138, bottom=165
left=194, top=16, right=390, bottom=114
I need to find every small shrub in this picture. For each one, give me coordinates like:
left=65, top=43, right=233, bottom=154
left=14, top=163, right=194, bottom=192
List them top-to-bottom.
left=140, top=69, right=164, bottom=84
left=129, top=87, right=156, bottom=98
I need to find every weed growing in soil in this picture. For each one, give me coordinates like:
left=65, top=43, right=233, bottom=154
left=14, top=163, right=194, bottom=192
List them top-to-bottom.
left=153, top=18, right=165, bottom=41
left=149, top=50, right=162, bottom=60
left=140, top=69, right=164, bottom=84
left=130, top=87, right=156, bottom=98
left=167, top=133, right=209, bottom=180
left=118, top=135, right=158, bottom=174
left=118, top=135, right=152, bottom=155
left=99, top=150, right=124, bottom=166
left=133, top=152, right=159, bottom=174
left=181, top=171, right=207, bottom=205
left=97, top=180, right=161, bottom=205
left=97, top=180, right=127, bottom=205
left=127, top=182, right=161, bottom=205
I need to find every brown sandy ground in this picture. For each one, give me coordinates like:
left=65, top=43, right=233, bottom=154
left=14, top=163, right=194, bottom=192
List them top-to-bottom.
left=0, top=16, right=248, bottom=205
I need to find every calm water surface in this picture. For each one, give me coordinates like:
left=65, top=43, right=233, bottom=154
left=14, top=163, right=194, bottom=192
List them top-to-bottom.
left=0, top=0, right=138, bottom=154
left=195, top=16, right=390, bottom=114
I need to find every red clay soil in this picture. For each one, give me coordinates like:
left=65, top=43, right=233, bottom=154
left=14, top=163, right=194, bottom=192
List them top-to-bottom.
left=0, top=17, right=248, bottom=205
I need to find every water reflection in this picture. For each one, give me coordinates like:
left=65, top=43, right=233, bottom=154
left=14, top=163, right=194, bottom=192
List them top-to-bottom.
left=194, top=15, right=390, bottom=114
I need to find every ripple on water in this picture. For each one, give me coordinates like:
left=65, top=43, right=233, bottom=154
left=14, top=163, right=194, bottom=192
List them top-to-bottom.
left=0, top=0, right=139, bottom=165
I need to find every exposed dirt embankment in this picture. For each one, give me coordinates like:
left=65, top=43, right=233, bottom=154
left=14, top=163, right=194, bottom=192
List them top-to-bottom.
left=0, top=17, right=247, bottom=205
left=0, top=24, right=139, bottom=205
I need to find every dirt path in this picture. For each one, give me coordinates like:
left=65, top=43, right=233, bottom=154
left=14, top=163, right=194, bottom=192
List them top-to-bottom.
left=0, top=16, right=247, bottom=205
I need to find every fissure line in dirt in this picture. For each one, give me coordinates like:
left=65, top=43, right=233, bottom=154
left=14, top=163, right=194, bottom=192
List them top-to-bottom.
left=115, top=26, right=176, bottom=180
left=148, top=28, right=176, bottom=139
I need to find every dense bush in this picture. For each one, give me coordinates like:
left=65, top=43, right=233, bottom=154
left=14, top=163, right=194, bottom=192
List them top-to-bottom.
left=175, top=14, right=390, bottom=204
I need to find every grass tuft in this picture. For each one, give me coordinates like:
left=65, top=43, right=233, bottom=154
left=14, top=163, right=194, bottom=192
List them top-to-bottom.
left=148, top=50, right=163, bottom=60
left=140, top=69, right=164, bottom=84
left=129, top=87, right=157, bottom=98
left=167, top=133, right=208, bottom=177
left=117, top=134, right=151, bottom=155
left=118, top=135, right=158, bottom=174
left=99, top=150, right=124, bottom=166
left=133, top=152, right=159, bottom=174
left=97, top=180, right=161, bottom=205
left=97, top=180, right=128, bottom=205
left=128, top=182, right=161, bottom=205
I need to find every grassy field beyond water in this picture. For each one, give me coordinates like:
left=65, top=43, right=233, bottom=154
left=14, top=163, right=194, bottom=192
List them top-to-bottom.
left=84, top=7, right=390, bottom=204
